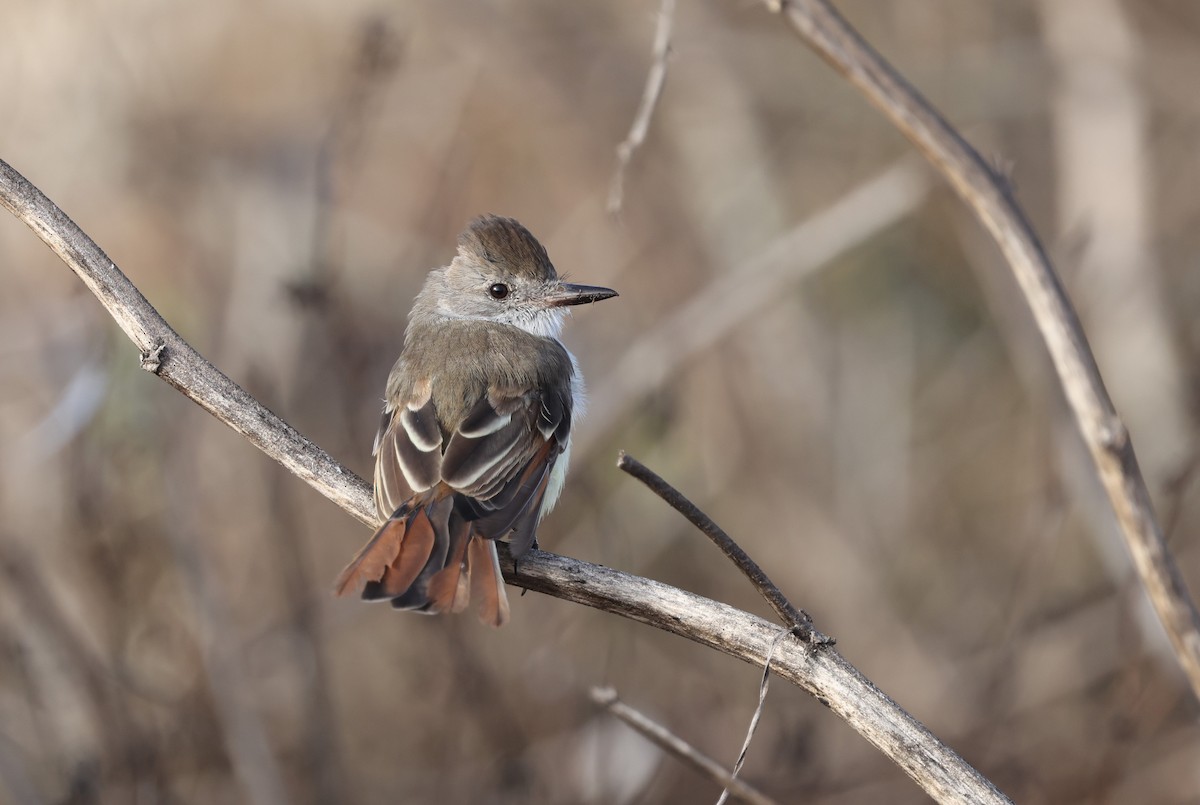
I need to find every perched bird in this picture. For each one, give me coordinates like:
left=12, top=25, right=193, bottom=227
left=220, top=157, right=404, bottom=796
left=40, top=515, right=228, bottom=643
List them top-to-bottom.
left=334, top=216, right=617, bottom=625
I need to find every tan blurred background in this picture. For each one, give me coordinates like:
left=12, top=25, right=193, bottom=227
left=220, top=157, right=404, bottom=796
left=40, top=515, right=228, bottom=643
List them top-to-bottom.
left=2, top=1, right=1200, bottom=802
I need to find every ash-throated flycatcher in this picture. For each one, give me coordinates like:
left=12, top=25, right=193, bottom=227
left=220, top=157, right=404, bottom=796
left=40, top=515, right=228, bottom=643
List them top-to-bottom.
left=334, top=215, right=616, bottom=626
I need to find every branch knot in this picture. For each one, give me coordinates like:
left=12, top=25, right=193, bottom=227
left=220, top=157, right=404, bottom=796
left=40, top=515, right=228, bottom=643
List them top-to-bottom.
left=140, top=340, right=166, bottom=373
left=1099, top=417, right=1130, bottom=454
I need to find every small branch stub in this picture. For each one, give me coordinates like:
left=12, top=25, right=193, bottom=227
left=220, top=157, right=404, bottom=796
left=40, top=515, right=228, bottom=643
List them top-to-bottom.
left=140, top=340, right=166, bottom=373
left=1099, top=417, right=1130, bottom=454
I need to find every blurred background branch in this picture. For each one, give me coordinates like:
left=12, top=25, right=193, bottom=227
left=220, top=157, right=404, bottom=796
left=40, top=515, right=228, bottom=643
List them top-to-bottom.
left=607, top=0, right=676, bottom=215
left=579, top=158, right=929, bottom=456
left=590, top=685, right=778, bottom=805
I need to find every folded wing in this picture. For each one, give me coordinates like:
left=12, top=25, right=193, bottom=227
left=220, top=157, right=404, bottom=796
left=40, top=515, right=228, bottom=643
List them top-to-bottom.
left=335, top=381, right=571, bottom=625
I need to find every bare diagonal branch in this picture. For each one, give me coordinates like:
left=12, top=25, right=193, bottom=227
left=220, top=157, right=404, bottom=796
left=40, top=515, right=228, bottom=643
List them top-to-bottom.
left=763, top=0, right=1200, bottom=700
left=0, top=159, right=376, bottom=528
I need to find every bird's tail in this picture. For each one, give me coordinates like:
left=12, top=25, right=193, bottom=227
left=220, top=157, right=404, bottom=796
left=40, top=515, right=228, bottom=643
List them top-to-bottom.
left=333, top=489, right=510, bottom=627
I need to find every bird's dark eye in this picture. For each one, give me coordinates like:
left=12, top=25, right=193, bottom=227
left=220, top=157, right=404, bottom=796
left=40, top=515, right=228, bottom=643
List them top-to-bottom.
left=488, top=283, right=510, bottom=300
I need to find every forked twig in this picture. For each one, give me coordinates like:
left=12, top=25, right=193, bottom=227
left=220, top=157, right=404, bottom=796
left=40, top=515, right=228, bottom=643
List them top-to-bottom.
left=590, top=686, right=778, bottom=805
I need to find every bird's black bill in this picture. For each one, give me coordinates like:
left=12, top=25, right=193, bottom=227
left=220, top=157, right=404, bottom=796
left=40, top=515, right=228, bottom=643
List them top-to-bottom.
left=547, top=283, right=619, bottom=307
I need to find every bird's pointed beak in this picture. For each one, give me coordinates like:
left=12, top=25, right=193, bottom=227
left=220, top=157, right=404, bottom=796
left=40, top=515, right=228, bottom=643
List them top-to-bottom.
left=545, top=282, right=619, bottom=307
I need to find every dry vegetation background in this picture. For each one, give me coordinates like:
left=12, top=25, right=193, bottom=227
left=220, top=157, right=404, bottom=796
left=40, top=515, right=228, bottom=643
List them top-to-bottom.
left=2, top=1, right=1200, bottom=803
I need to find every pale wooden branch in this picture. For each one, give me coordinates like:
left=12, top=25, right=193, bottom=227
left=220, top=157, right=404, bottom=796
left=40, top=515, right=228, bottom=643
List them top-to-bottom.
left=607, top=0, right=676, bottom=215
left=763, top=0, right=1200, bottom=700
left=0, top=157, right=1010, bottom=804
left=0, top=159, right=376, bottom=529
left=590, top=686, right=778, bottom=805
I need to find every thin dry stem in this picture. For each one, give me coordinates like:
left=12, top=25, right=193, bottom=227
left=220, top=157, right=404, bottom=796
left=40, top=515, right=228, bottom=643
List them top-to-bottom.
left=607, top=0, right=676, bottom=215
left=715, top=628, right=790, bottom=805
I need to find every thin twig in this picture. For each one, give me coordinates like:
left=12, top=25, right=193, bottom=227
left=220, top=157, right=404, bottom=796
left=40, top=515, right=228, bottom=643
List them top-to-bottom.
left=607, top=0, right=676, bottom=215
left=762, top=0, right=1200, bottom=703
left=0, top=157, right=1011, bottom=805
left=618, top=452, right=829, bottom=645
left=615, top=453, right=817, bottom=798
left=715, top=628, right=790, bottom=805
left=590, top=686, right=778, bottom=805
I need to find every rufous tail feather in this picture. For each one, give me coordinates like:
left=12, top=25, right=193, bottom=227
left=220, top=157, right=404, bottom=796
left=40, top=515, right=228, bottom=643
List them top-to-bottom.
left=335, top=487, right=510, bottom=626
left=426, top=522, right=472, bottom=614
left=469, top=537, right=510, bottom=627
